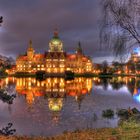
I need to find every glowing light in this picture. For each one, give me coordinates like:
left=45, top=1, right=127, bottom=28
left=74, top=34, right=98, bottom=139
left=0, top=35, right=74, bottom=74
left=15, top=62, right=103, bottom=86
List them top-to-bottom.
left=133, top=48, right=139, bottom=54
left=133, top=88, right=140, bottom=103
left=82, top=89, right=88, bottom=94
left=133, top=94, right=140, bottom=103
left=48, top=98, right=63, bottom=112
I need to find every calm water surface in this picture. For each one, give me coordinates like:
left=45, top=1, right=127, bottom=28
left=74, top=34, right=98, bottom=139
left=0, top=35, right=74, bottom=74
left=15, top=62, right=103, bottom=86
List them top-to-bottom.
left=0, top=77, right=140, bottom=136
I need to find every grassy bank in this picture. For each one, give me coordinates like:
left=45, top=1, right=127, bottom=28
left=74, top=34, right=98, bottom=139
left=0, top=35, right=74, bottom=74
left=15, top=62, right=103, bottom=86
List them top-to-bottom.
left=1, top=126, right=140, bottom=140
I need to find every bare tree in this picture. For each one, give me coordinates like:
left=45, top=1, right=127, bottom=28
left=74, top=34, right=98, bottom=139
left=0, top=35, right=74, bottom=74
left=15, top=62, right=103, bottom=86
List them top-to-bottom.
left=100, top=0, right=140, bottom=57
left=0, top=16, right=3, bottom=26
left=102, top=60, right=108, bottom=73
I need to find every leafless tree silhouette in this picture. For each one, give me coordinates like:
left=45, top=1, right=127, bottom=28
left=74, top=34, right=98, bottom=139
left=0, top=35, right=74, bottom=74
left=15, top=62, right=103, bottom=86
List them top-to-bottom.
left=100, top=0, right=140, bottom=58
left=0, top=16, right=3, bottom=26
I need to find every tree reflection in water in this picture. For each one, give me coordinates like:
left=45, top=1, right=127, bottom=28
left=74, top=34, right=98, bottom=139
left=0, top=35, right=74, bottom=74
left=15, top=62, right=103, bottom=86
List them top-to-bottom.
left=0, top=123, right=16, bottom=136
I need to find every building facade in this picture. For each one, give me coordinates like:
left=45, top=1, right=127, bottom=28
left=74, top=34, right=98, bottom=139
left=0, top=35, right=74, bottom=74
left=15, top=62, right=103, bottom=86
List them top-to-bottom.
left=16, top=30, right=93, bottom=74
left=125, top=50, right=140, bottom=74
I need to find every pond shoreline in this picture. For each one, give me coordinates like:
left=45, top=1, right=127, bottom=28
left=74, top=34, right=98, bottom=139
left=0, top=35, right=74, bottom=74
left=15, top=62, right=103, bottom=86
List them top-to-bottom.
left=6, top=73, right=140, bottom=78
left=0, top=126, right=140, bottom=140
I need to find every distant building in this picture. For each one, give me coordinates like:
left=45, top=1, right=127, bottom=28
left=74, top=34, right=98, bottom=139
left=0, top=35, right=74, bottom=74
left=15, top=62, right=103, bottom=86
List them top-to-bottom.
left=15, top=30, right=93, bottom=74
left=125, top=49, right=140, bottom=74
left=129, top=51, right=140, bottom=62
left=6, top=65, right=16, bottom=75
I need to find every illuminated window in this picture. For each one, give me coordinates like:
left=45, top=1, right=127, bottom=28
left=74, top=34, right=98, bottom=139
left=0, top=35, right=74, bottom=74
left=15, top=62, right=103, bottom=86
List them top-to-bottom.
left=60, top=59, right=65, bottom=61
left=60, top=65, right=64, bottom=68
left=47, top=68, right=51, bottom=72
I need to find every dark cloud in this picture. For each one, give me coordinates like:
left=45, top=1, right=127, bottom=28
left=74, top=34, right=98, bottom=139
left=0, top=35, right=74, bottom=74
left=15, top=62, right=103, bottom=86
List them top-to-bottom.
left=0, top=0, right=112, bottom=62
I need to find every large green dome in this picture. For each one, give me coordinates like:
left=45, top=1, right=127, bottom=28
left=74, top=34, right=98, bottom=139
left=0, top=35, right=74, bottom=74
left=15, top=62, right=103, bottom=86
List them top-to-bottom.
left=49, top=30, right=63, bottom=52
left=50, top=36, right=62, bottom=46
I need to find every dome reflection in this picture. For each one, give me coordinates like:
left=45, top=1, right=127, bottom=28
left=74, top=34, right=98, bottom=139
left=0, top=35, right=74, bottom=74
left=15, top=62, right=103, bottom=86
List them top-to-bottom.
left=48, top=98, right=63, bottom=112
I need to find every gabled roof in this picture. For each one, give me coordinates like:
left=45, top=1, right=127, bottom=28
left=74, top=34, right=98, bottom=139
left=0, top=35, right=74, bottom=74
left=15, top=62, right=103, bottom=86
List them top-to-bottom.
left=34, top=54, right=45, bottom=59
left=67, top=54, right=76, bottom=60
left=17, top=55, right=28, bottom=61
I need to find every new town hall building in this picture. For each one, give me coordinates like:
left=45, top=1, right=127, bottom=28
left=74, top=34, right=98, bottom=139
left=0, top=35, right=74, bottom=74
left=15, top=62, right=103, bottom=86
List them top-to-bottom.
left=16, top=30, right=93, bottom=74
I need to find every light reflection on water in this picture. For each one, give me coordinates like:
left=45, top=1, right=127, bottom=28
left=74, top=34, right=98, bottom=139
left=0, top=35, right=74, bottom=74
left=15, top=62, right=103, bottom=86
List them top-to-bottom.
left=0, top=77, right=140, bottom=136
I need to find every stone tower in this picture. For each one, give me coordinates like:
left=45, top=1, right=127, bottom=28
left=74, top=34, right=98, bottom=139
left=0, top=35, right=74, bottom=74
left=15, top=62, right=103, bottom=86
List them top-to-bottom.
left=27, top=40, right=35, bottom=59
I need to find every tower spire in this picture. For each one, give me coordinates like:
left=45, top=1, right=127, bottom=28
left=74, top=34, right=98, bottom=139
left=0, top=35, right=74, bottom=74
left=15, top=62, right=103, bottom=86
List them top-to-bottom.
left=54, top=28, right=58, bottom=37
left=27, top=40, right=34, bottom=59
left=29, top=40, right=32, bottom=48
left=76, top=41, right=83, bottom=54
left=78, top=41, right=81, bottom=48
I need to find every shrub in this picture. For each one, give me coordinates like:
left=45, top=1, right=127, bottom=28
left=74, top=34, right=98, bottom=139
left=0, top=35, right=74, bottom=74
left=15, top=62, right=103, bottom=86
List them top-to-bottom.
left=102, top=109, right=114, bottom=119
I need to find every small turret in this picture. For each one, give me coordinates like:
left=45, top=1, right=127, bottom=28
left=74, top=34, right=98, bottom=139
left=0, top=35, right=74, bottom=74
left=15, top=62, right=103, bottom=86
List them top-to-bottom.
left=27, top=40, right=34, bottom=59
left=28, top=40, right=33, bottom=49
left=76, top=41, right=83, bottom=54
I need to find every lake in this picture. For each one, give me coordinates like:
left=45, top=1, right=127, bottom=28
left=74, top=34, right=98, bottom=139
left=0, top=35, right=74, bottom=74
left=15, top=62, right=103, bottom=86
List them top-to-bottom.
left=0, top=77, right=139, bottom=136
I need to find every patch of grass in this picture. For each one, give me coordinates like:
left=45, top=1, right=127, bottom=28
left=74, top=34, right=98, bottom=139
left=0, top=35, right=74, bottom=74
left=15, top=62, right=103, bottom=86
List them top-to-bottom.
left=1, top=126, right=140, bottom=140
left=111, top=129, right=117, bottom=135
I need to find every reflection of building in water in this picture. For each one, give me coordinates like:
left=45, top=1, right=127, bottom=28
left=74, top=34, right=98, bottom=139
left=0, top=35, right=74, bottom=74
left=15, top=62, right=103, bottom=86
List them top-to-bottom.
left=0, top=77, right=15, bottom=89
left=110, top=77, right=140, bottom=103
left=15, top=78, right=92, bottom=109
left=16, top=78, right=46, bottom=105
left=45, top=78, right=65, bottom=98
left=66, top=78, right=92, bottom=96
left=66, top=78, right=92, bottom=109
left=128, top=78, right=140, bottom=103
left=132, top=78, right=140, bottom=103
left=133, top=89, right=140, bottom=103
left=26, top=91, right=34, bottom=105
left=48, top=98, right=63, bottom=112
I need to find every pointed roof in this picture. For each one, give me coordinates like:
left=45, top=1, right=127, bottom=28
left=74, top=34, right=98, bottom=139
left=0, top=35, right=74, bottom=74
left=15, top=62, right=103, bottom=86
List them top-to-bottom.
left=53, top=28, right=59, bottom=38
left=28, top=40, right=34, bottom=51
left=76, top=41, right=83, bottom=54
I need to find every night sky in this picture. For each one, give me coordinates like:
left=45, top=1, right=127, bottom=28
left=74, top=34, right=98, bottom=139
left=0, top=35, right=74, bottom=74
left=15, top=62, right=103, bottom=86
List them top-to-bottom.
left=0, top=0, right=114, bottom=63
